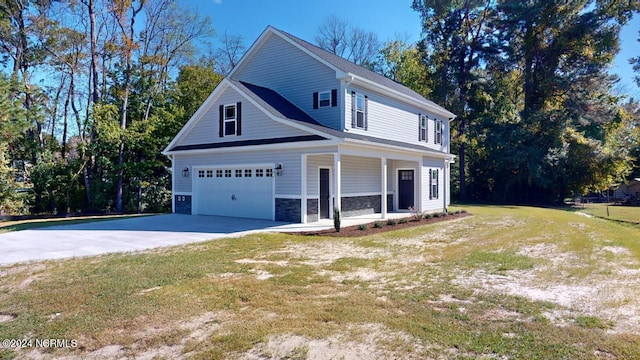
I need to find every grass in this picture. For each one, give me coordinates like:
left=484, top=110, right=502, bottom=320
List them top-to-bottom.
left=576, top=203, right=640, bottom=224
left=1, top=205, right=639, bottom=359
left=0, top=214, right=154, bottom=233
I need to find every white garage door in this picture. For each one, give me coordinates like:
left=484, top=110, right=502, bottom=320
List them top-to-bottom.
left=194, top=166, right=274, bottom=219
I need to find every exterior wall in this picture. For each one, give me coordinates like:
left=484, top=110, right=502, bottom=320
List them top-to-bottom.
left=234, top=34, right=342, bottom=130
left=345, top=84, right=450, bottom=153
left=178, top=86, right=310, bottom=147
left=173, top=146, right=338, bottom=195
left=306, top=154, right=333, bottom=196
left=341, top=156, right=381, bottom=195
left=421, top=157, right=446, bottom=213
left=389, top=159, right=418, bottom=211
left=341, top=195, right=381, bottom=217
left=275, top=198, right=301, bottom=223
left=306, top=199, right=319, bottom=222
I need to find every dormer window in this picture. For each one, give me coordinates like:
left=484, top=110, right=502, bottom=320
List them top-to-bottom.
left=313, top=89, right=337, bottom=109
left=319, top=91, right=331, bottom=107
left=350, top=91, right=368, bottom=130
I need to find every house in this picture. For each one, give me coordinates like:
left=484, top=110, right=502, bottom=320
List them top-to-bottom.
left=162, top=26, right=456, bottom=223
left=613, top=178, right=640, bottom=204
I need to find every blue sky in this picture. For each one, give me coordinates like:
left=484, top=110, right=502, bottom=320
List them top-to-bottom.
left=196, top=0, right=640, bottom=99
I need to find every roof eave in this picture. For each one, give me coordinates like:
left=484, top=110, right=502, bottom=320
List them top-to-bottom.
left=340, top=73, right=456, bottom=119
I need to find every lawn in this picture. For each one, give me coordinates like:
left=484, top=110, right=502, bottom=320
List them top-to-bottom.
left=576, top=203, right=640, bottom=224
left=0, top=205, right=639, bottom=359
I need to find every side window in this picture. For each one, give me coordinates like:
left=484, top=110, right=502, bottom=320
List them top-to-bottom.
left=313, top=89, right=337, bottom=109
left=319, top=91, right=331, bottom=107
left=419, top=114, right=428, bottom=142
left=435, top=119, right=443, bottom=144
left=429, top=169, right=439, bottom=199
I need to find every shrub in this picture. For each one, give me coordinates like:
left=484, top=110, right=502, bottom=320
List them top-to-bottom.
left=333, top=208, right=341, bottom=232
left=460, top=209, right=468, bottom=214
left=424, top=213, right=432, bottom=220
left=433, top=213, right=440, bottom=218
left=399, top=217, right=408, bottom=224
left=387, top=218, right=397, bottom=226
left=374, top=221, right=384, bottom=228
left=358, top=224, right=367, bottom=231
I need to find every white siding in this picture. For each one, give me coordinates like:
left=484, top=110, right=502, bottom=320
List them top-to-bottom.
left=234, top=34, right=342, bottom=130
left=345, top=85, right=450, bottom=153
left=178, top=87, right=310, bottom=147
left=306, top=154, right=333, bottom=196
left=341, top=156, right=381, bottom=195
left=421, top=157, right=446, bottom=212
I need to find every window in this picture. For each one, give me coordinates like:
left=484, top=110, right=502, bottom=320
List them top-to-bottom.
left=319, top=91, right=331, bottom=107
left=356, top=94, right=365, bottom=128
left=224, top=104, right=236, bottom=136
left=419, top=114, right=428, bottom=142
left=435, top=119, right=443, bottom=144
left=266, top=168, right=273, bottom=177
left=225, top=169, right=231, bottom=177
left=235, top=169, right=242, bottom=177
left=244, top=169, right=252, bottom=177
left=256, top=169, right=264, bottom=177
left=430, top=169, right=439, bottom=199
left=198, top=170, right=205, bottom=178
left=206, top=170, right=213, bottom=178
left=216, top=170, right=223, bottom=178
left=401, top=171, right=413, bottom=181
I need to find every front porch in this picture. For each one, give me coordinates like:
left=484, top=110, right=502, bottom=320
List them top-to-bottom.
left=299, top=149, right=450, bottom=224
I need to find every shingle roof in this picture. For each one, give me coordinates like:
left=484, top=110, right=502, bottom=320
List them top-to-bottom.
left=274, top=27, right=451, bottom=116
left=231, top=80, right=322, bottom=126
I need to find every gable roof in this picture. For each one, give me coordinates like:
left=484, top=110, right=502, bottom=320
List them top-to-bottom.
left=230, top=26, right=455, bottom=119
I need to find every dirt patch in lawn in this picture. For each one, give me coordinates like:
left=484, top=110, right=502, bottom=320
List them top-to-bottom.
left=296, top=211, right=470, bottom=237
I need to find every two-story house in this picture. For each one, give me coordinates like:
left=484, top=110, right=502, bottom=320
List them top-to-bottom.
left=162, top=26, right=456, bottom=223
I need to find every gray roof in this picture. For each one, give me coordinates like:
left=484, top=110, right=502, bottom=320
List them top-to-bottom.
left=275, top=27, right=451, bottom=115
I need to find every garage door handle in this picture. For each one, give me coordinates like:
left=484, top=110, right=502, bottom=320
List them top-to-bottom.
left=231, top=194, right=236, bottom=201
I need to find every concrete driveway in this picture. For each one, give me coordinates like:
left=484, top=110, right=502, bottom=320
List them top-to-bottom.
left=0, top=214, right=292, bottom=265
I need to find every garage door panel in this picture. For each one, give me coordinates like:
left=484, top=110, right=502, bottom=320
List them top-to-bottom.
left=194, top=166, right=273, bottom=219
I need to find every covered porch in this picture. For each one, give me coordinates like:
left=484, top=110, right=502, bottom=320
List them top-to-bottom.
left=300, top=146, right=450, bottom=224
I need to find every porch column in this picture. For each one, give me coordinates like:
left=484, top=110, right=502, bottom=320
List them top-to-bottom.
left=333, top=153, right=341, bottom=215
left=301, top=154, right=307, bottom=223
left=381, top=157, right=387, bottom=219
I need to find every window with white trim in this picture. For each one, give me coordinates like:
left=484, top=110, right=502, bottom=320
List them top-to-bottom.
left=318, top=91, right=331, bottom=107
left=355, top=94, right=365, bottom=128
left=224, top=104, right=237, bottom=136
left=419, top=114, right=428, bottom=142
left=435, top=119, right=443, bottom=144
left=266, top=168, right=273, bottom=177
left=225, top=169, right=231, bottom=177
left=235, top=169, right=242, bottom=177
left=244, top=169, right=252, bottom=177
left=256, top=169, right=264, bottom=177
left=429, top=169, right=439, bottom=199
left=198, top=170, right=205, bottom=178
left=206, top=170, right=213, bottom=178
left=216, top=170, right=223, bottom=178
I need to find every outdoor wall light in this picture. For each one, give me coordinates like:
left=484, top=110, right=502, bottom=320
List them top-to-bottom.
left=275, top=163, right=283, bottom=176
left=182, top=167, right=190, bottom=177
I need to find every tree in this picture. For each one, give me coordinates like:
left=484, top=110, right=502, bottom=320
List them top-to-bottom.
left=412, top=0, right=495, bottom=202
left=315, top=15, right=380, bottom=68
left=214, top=31, right=245, bottom=76
left=375, top=39, right=431, bottom=97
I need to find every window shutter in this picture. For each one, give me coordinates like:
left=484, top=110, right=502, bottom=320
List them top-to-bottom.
left=331, top=89, right=337, bottom=107
left=351, top=91, right=356, bottom=128
left=313, top=92, right=318, bottom=109
left=364, top=95, right=368, bottom=130
left=236, top=102, right=242, bottom=136
left=219, top=105, right=224, bottom=137
left=418, top=114, right=421, bottom=141
left=434, top=119, right=437, bottom=143
left=429, top=169, right=433, bottom=199
left=436, top=169, right=439, bottom=198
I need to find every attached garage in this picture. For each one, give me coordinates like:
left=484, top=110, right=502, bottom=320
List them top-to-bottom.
left=193, top=165, right=274, bottom=219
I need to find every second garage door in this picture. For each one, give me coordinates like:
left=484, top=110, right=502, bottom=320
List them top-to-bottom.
left=194, top=166, right=274, bottom=219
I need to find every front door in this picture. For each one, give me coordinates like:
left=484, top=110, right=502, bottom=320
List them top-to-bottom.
left=319, top=168, right=330, bottom=219
left=398, top=170, right=415, bottom=210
